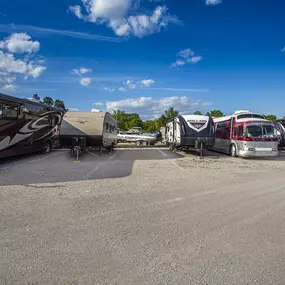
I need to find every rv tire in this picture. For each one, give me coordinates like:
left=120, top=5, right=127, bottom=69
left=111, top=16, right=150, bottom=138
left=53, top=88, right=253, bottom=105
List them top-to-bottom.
left=43, top=140, right=52, bottom=154
left=230, top=144, right=237, bottom=157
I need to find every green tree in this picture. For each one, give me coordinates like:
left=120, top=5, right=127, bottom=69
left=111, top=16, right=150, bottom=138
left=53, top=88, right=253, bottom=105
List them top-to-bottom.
left=32, top=94, right=40, bottom=101
left=43, top=96, right=54, bottom=106
left=54, top=99, right=66, bottom=110
left=159, top=107, right=179, bottom=126
left=113, top=110, right=128, bottom=129
left=206, top=110, right=224, bottom=118
left=194, top=111, right=202, bottom=115
left=126, top=113, right=144, bottom=130
left=264, top=114, right=277, bottom=122
left=143, top=119, right=161, bottom=133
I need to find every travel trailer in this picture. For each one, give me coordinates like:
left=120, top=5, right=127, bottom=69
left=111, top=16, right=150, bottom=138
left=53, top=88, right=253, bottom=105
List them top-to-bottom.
left=0, top=93, right=64, bottom=159
left=213, top=110, right=279, bottom=157
left=60, top=112, right=117, bottom=156
left=165, top=115, right=215, bottom=156
left=274, top=120, right=285, bottom=149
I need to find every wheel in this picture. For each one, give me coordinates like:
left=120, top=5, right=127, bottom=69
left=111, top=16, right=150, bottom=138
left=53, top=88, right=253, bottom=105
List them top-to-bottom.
left=43, top=140, right=51, bottom=154
left=136, top=141, right=141, bottom=146
left=142, top=141, right=148, bottom=146
left=230, top=144, right=237, bottom=157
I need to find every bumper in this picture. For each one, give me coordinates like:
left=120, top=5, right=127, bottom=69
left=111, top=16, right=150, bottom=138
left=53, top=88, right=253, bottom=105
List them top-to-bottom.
left=239, top=150, right=279, bottom=157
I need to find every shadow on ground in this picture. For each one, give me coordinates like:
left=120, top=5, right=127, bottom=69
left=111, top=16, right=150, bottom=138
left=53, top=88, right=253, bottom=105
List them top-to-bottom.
left=0, top=149, right=183, bottom=186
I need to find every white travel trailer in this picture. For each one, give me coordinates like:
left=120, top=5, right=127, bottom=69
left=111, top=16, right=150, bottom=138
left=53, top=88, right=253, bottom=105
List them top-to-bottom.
left=60, top=112, right=117, bottom=156
left=165, top=115, right=215, bottom=156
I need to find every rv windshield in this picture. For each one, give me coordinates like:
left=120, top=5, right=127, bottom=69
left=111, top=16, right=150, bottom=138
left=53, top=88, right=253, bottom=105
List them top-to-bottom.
left=0, top=103, right=19, bottom=120
left=245, top=125, right=278, bottom=138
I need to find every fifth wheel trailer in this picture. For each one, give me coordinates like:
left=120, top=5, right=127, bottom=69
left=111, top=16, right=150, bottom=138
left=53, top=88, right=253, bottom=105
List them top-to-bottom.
left=60, top=112, right=117, bottom=157
left=165, top=115, right=215, bottom=156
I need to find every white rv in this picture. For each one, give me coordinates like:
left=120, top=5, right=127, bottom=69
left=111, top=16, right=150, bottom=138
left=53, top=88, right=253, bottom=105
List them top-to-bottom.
left=60, top=112, right=117, bottom=156
left=165, top=115, right=215, bottom=156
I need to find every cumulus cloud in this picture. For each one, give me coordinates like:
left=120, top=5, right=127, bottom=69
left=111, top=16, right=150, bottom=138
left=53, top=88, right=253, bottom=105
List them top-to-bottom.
left=69, top=0, right=179, bottom=38
left=206, top=0, right=222, bottom=5
left=0, top=33, right=40, bottom=54
left=0, top=33, right=46, bottom=90
left=281, top=46, right=285, bottom=52
left=172, top=48, right=203, bottom=68
left=178, top=48, right=194, bottom=59
left=72, top=67, right=92, bottom=75
left=80, top=77, right=91, bottom=86
left=125, top=79, right=137, bottom=89
left=140, top=79, right=155, bottom=87
left=118, top=87, right=126, bottom=92
left=95, top=96, right=211, bottom=119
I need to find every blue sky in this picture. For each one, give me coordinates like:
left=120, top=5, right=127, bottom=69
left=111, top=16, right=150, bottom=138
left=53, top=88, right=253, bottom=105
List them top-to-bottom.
left=0, top=0, right=285, bottom=119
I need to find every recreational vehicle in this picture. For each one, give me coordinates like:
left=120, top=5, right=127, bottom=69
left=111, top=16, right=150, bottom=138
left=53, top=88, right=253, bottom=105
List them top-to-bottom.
left=0, top=93, right=64, bottom=159
left=213, top=110, right=279, bottom=157
left=60, top=112, right=117, bottom=156
left=165, top=115, right=215, bottom=156
left=275, top=120, right=285, bottom=149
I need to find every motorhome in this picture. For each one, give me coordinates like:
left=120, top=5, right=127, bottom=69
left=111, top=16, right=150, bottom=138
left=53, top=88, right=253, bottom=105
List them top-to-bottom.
left=0, top=93, right=64, bottom=159
left=213, top=110, right=279, bottom=157
left=60, top=112, right=117, bottom=156
left=165, top=115, right=215, bottom=156
left=274, top=120, right=285, bottom=149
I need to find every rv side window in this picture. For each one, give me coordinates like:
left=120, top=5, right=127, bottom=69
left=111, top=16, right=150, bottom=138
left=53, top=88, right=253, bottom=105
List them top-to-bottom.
left=0, top=103, right=19, bottom=120
left=217, top=122, right=227, bottom=129
left=106, top=123, right=109, bottom=130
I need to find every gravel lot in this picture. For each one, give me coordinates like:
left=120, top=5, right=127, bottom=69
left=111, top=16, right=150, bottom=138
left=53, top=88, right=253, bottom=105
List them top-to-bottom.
left=1, top=149, right=285, bottom=284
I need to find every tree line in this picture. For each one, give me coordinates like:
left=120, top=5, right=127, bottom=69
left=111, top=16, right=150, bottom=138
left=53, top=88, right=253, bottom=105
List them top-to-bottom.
left=32, top=94, right=66, bottom=110
left=113, top=108, right=285, bottom=133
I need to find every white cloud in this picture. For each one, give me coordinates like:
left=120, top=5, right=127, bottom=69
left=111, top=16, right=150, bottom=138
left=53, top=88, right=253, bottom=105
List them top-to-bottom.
left=206, top=0, right=222, bottom=5
left=69, top=1, right=179, bottom=38
left=0, top=24, right=123, bottom=43
left=0, top=33, right=40, bottom=54
left=0, top=33, right=46, bottom=90
left=281, top=46, right=285, bottom=52
left=172, top=48, right=203, bottom=68
left=178, top=48, right=194, bottom=59
left=187, top=56, right=203, bottom=64
left=171, top=60, right=186, bottom=67
left=72, top=67, right=92, bottom=76
left=79, top=67, right=91, bottom=74
left=80, top=77, right=91, bottom=86
left=125, top=79, right=137, bottom=89
left=140, top=79, right=155, bottom=87
left=2, top=83, right=18, bottom=91
left=104, top=86, right=115, bottom=92
left=118, top=87, right=126, bottom=92
left=96, top=96, right=211, bottom=119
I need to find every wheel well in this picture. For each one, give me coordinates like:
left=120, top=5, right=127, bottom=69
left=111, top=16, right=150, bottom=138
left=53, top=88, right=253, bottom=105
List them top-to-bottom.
left=45, top=139, right=52, bottom=147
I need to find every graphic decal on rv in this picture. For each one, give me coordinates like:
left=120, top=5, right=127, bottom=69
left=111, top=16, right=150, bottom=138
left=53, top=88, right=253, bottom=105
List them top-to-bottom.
left=0, top=112, right=62, bottom=151
left=186, top=118, right=209, bottom=132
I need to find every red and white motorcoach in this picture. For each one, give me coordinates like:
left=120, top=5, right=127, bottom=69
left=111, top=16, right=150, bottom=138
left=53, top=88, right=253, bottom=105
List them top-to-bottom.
left=212, top=110, right=279, bottom=157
